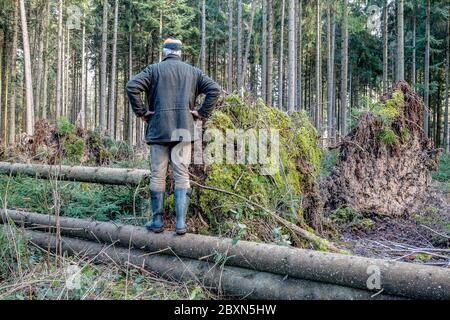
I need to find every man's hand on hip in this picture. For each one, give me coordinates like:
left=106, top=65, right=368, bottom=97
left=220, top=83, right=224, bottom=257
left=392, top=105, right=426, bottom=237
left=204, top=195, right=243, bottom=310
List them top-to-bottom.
left=190, top=110, right=201, bottom=120
left=142, top=111, right=155, bottom=123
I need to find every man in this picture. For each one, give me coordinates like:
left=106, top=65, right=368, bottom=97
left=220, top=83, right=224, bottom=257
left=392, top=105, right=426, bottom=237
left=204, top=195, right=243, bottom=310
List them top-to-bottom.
left=126, top=37, right=220, bottom=235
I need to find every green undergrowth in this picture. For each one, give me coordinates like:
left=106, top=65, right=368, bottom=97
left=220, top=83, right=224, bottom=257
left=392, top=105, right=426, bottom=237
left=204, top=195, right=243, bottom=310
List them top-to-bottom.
left=352, top=90, right=407, bottom=146
left=192, top=95, right=322, bottom=244
left=320, top=150, right=338, bottom=177
left=432, top=153, right=450, bottom=183
left=0, top=175, right=149, bottom=222
left=330, top=207, right=374, bottom=231
left=0, top=225, right=31, bottom=281
left=0, top=226, right=208, bottom=300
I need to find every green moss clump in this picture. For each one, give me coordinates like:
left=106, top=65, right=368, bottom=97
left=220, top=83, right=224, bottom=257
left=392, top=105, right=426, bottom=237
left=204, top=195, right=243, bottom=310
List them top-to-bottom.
left=376, top=90, right=404, bottom=146
left=378, top=90, right=403, bottom=125
left=195, top=95, right=321, bottom=243
left=56, top=117, right=86, bottom=163
left=57, top=117, right=76, bottom=136
left=377, top=127, right=398, bottom=146
left=330, top=207, right=374, bottom=231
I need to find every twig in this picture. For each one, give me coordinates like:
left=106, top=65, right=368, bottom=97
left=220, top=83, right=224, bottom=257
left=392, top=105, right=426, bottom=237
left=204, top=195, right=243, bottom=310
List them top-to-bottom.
left=191, top=181, right=342, bottom=253
left=419, top=224, right=450, bottom=239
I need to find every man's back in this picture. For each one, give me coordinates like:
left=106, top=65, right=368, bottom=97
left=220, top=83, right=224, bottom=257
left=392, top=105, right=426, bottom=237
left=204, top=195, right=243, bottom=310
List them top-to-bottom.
left=126, top=54, right=220, bottom=143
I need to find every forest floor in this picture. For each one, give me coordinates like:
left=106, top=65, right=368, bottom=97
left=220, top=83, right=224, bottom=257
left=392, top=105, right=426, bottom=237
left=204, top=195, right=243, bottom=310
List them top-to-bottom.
left=0, top=150, right=449, bottom=300
left=323, top=152, right=450, bottom=267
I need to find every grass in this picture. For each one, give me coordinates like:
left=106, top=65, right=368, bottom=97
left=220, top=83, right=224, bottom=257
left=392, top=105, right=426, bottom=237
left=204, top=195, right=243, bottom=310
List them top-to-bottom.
left=320, top=150, right=338, bottom=177
left=432, top=153, right=450, bottom=183
left=0, top=174, right=150, bottom=223
left=0, top=225, right=212, bottom=300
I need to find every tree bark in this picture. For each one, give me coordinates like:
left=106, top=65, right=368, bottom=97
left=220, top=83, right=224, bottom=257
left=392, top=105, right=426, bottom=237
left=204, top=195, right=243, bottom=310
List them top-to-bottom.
left=19, top=0, right=34, bottom=136
left=56, top=0, right=63, bottom=119
left=99, top=0, right=109, bottom=132
left=108, top=0, right=119, bottom=137
left=200, top=0, right=206, bottom=71
left=227, top=0, right=233, bottom=93
left=236, top=0, right=243, bottom=94
left=241, top=0, right=257, bottom=94
left=261, top=0, right=267, bottom=102
left=266, top=0, right=274, bottom=106
left=278, top=0, right=286, bottom=110
left=287, top=0, right=296, bottom=113
left=296, top=0, right=303, bottom=110
left=315, top=0, right=321, bottom=129
left=340, top=0, right=349, bottom=136
left=383, top=0, right=389, bottom=93
left=396, top=0, right=404, bottom=82
left=424, top=0, right=430, bottom=135
left=34, top=1, right=48, bottom=119
left=7, top=3, right=18, bottom=145
left=327, top=4, right=336, bottom=145
left=445, top=13, right=450, bottom=152
left=78, top=21, right=86, bottom=129
left=128, top=32, right=134, bottom=145
left=0, top=161, right=150, bottom=185
left=2, top=210, right=449, bottom=300
left=22, top=230, right=394, bottom=300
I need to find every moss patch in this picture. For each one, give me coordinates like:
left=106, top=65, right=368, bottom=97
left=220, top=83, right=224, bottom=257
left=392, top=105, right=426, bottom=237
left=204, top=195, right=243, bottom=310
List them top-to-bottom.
left=191, top=95, right=322, bottom=245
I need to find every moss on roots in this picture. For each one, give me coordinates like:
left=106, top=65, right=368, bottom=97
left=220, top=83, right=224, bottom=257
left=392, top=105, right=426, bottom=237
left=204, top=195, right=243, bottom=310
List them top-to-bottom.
left=190, top=95, right=323, bottom=245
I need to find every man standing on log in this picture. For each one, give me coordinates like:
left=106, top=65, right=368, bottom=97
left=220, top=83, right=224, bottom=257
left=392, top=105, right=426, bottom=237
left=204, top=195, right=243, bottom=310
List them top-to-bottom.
left=126, top=37, right=221, bottom=235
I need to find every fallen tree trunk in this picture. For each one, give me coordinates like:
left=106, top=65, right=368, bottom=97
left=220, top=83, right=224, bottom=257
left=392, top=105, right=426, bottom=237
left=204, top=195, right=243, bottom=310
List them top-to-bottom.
left=0, top=161, right=149, bottom=185
left=0, top=161, right=340, bottom=253
left=2, top=209, right=449, bottom=300
left=24, top=230, right=391, bottom=300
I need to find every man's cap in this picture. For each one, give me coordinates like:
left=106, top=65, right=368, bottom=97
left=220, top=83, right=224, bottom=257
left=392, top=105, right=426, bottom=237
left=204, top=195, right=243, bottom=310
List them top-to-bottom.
left=163, top=37, right=182, bottom=51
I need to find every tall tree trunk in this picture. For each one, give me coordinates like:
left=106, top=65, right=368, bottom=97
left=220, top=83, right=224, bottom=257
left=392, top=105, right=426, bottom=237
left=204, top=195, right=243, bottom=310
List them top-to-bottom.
left=19, top=0, right=34, bottom=136
left=56, top=0, right=63, bottom=119
left=99, top=0, right=109, bottom=132
left=109, top=0, right=119, bottom=136
left=200, top=0, right=206, bottom=71
left=227, top=0, right=233, bottom=93
left=237, top=0, right=243, bottom=94
left=241, top=0, right=257, bottom=94
left=262, top=0, right=267, bottom=102
left=266, top=0, right=274, bottom=106
left=278, top=0, right=286, bottom=110
left=287, top=0, right=296, bottom=113
left=296, top=0, right=302, bottom=110
left=315, top=0, right=321, bottom=129
left=340, top=0, right=349, bottom=136
left=383, top=0, right=388, bottom=93
left=396, top=0, right=404, bottom=82
left=412, top=0, right=416, bottom=89
left=424, top=0, right=430, bottom=135
left=34, top=1, right=48, bottom=120
left=41, top=1, right=50, bottom=120
left=7, top=3, right=18, bottom=144
left=327, top=4, right=336, bottom=144
left=444, top=13, right=450, bottom=152
left=78, top=20, right=86, bottom=129
left=1, top=29, right=8, bottom=142
left=0, top=30, right=3, bottom=139
left=128, top=32, right=134, bottom=145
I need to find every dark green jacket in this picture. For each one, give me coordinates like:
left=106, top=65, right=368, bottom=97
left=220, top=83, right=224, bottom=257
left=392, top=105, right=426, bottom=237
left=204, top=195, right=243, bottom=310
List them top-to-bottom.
left=126, top=54, right=221, bottom=144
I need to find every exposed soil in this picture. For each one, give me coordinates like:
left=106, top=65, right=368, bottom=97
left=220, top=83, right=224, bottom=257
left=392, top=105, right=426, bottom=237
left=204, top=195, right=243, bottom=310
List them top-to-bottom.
left=336, top=183, right=449, bottom=267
